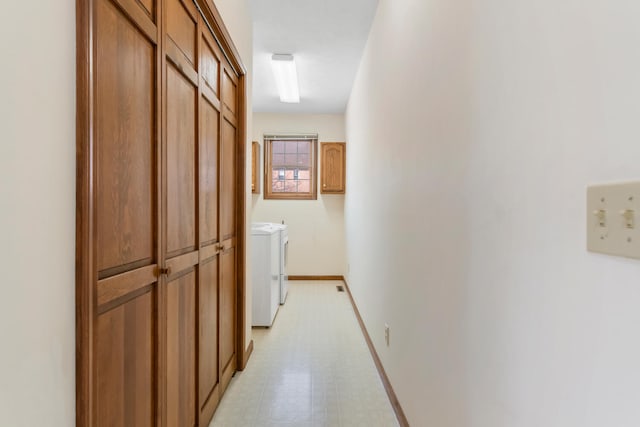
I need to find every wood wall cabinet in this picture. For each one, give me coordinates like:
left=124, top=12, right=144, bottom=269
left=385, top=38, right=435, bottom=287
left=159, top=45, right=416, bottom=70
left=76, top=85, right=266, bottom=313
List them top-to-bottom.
left=76, top=0, right=248, bottom=426
left=252, top=141, right=260, bottom=194
left=320, top=142, right=346, bottom=194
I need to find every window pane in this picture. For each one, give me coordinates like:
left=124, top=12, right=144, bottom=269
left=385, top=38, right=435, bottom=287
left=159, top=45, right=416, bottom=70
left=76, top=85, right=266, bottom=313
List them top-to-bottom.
left=273, top=141, right=285, bottom=153
left=285, top=141, right=298, bottom=153
left=298, top=141, right=310, bottom=154
left=273, top=154, right=285, bottom=167
left=285, top=154, right=297, bottom=165
left=297, top=154, right=309, bottom=166
left=299, top=169, right=310, bottom=180
left=285, top=170, right=294, bottom=180
left=272, top=180, right=284, bottom=192
left=284, top=180, right=297, bottom=192
left=297, top=180, right=310, bottom=192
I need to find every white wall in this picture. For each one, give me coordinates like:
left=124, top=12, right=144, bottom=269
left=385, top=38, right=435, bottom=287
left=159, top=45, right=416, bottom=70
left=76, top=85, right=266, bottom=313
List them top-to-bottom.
left=213, top=0, right=254, bottom=350
left=346, top=0, right=640, bottom=426
left=0, top=1, right=76, bottom=426
left=0, top=3, right=252, bottom=426
left=252, top=113, right=347, bottom=276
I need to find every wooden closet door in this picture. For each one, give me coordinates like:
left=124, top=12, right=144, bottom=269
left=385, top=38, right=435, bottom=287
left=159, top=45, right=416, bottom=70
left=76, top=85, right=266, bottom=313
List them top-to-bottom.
left=78, top=0, right=245, bottom=425
left=93, top=0, right=160, bottom=426
left=163, top=1, right=199, bottom=426
left=198, top=25, right=223, bottom=425
left=219, top=64, right=239, bottom=393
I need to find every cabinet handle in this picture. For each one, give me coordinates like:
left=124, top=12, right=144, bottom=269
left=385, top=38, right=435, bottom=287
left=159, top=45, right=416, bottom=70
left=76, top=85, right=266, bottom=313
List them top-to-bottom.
left=159, top=267, right=171, bottom=276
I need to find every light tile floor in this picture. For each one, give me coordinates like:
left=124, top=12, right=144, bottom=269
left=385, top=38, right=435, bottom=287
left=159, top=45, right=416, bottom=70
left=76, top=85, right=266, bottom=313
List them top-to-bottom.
left=210, top=281, right=399, bottom=427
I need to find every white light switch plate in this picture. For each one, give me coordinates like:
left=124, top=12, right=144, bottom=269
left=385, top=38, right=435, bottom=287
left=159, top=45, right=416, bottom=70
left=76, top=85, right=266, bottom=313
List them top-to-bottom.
left=587, top=181, right=640, bottom=259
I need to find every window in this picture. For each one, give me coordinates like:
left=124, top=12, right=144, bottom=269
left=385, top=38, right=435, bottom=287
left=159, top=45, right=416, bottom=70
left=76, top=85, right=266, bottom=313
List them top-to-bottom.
left=264, top=136, right=318, bottom=200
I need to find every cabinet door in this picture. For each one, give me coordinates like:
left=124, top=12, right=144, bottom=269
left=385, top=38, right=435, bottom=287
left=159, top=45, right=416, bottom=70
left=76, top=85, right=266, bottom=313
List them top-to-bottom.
left=321, top=142, right=346, bottom=193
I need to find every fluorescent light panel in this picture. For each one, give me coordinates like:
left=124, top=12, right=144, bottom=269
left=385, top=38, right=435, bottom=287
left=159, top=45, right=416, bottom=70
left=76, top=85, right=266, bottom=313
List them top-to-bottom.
left=271, top=54, right=300, bottom=103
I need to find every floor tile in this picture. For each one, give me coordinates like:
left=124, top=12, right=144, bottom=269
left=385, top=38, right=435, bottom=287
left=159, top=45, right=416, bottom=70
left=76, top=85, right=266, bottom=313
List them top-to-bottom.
left=209, top=281, right=399, bottom=427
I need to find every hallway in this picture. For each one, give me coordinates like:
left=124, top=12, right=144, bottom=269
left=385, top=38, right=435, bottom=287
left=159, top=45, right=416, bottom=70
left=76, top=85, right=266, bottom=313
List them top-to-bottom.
left=5, top=0, right=640, bottom=425
left=210, top=281, right=398, bottom=427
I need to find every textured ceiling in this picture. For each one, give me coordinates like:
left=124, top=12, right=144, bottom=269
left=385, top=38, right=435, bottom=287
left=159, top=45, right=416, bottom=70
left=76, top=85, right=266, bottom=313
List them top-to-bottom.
left=249, top=0, right=380, bottom=114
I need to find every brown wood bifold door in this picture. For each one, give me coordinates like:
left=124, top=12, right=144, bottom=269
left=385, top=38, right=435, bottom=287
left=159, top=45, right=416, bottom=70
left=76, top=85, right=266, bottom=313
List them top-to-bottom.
left=76, top=0, right=247, bottom=426
left=94, top=0, right=159, bottom=425
left=163, top=2, right=199, bottom=424
left=197, top=19, right=223, bottom=425
left=219, top=63, right=239, bottom=396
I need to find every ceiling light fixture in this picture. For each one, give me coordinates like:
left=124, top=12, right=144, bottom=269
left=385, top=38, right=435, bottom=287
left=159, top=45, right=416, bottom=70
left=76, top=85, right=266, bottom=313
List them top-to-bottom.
left=271, top=54, right=300, bottom=103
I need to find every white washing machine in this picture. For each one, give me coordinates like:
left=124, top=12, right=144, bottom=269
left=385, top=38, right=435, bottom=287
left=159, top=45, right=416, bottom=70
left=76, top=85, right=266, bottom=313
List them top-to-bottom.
left=253, top=222, right=288, bottom=304
left=251, top=224, right=281, bottom=327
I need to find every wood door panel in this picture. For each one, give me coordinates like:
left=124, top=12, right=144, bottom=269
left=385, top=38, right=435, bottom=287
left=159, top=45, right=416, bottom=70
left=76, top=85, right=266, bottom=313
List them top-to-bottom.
left=96, top=0, right=156, bottom=274
left=110, top=0, right=158, bottom=40
left=138, top=0, right=154, bottom=16
left=166, top=0, right=197, bottom=65
left=200, top=36, right=219, bottom=96
left=166, top=39, right=199, bottom=87
left=166, top=63, right=197, bottom=255
left=221, top=69, right=237, bottom=116
left=200, top=97, right=219, bottom=245
left=220, top=119, right=236, bottom=240
left=199, top=243, right=219, bottom=262
left=219, top=247, right=236, bottom=371
left=166, top=251, right=199, bottom=276
left=199, top=258, right=219, bottom=407
left=97, top=264, right=157, bottom=307
left=166, top=270, right=197, bottom=427
left=96, top=290, right=155, bottom=427
left=200, top=391, right=220, bottom=427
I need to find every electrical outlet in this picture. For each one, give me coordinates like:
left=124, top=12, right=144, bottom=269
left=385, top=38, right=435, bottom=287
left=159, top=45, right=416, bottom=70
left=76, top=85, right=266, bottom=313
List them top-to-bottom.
left=384, top=324, right=390, bottom=347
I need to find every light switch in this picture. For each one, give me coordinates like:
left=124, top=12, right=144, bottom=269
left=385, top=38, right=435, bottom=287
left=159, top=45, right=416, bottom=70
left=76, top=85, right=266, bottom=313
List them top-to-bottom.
left=587, top=181, right=640, bottom=260
left=594, top=209, right=607, bottom=227
left=621, top=209, right=635, bottom=229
